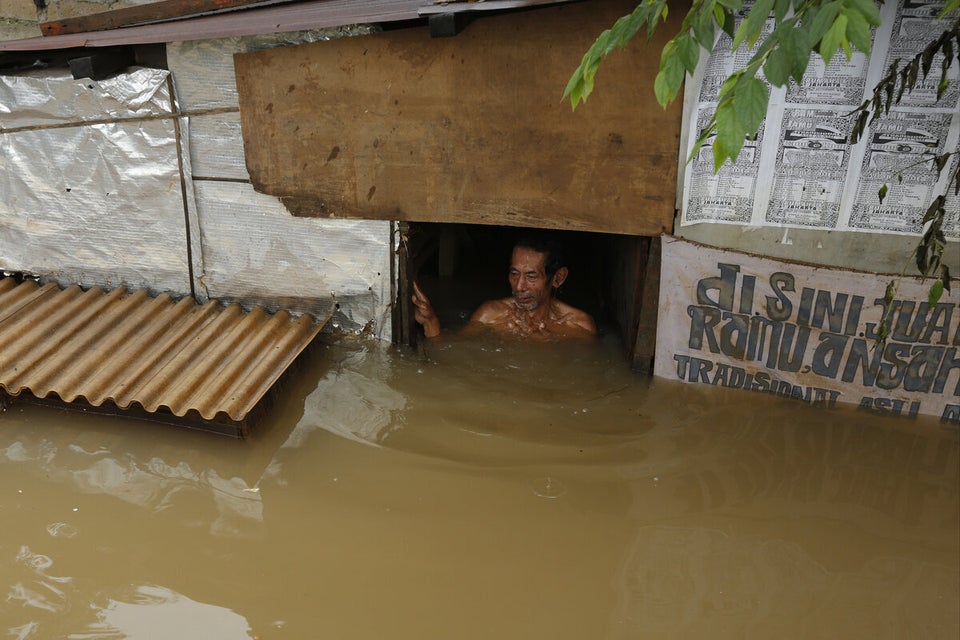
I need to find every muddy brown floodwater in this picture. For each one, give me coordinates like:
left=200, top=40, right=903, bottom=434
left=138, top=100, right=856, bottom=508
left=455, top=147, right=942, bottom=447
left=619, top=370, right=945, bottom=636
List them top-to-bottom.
left=0, top=333, right=957, bottom=639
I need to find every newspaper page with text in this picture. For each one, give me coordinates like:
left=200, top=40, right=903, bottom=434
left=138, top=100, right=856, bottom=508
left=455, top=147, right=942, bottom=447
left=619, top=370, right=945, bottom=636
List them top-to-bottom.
left=680, top=0, right=960, bottom=240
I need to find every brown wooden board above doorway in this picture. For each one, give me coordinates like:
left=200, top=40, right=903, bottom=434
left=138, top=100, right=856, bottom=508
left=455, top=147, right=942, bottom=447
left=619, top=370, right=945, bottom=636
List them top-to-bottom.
left=234, top=0, right=683, bottom=236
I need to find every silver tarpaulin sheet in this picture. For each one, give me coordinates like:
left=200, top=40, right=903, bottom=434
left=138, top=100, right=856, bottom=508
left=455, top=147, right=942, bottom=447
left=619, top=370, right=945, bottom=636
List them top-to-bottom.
left=168, top=34, right=393, bottom=336
left=0, top=67, right=192, bottom=295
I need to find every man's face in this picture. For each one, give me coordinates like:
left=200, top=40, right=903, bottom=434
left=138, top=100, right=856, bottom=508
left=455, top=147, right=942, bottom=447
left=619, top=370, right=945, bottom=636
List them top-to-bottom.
left=508, top=246, right=553, bottom=311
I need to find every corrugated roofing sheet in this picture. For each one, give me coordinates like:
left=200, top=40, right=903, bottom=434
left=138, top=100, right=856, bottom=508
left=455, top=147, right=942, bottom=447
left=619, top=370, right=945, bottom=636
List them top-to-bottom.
left=0, top=276, right=326, bottom=427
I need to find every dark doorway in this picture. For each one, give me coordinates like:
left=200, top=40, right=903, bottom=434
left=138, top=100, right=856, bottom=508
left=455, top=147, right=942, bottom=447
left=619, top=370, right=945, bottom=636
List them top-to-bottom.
left=396, top=223, right=660, bottom=372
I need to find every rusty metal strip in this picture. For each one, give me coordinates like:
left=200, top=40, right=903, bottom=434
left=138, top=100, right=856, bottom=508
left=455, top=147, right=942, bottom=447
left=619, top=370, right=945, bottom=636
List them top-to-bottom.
left=0, top=277, right=328, bottom=425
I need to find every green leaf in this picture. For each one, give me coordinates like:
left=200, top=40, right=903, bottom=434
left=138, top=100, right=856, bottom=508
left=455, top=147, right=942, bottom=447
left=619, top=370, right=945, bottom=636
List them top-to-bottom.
left=643, top=0, right=669, bottom=38
left=716, top=0, right=743, bottom=10
left=733, top=0, right=775, bottom=51
left=772, top=0, right=791, bottom=22
left=843, top=0, right=882, bottom=27
left=804, top=1, right=841, bottom=47
left=713, top=3, right=726, bottom=34
left=563, top=4, right=652, bottom=108
left=694, top=5, right=717, bottom=48
left=720, top=8, right=737, bottom=39
left=844, top=10, right=873, bottom=54
left=820, top=13, right=848, bottom=63
left=779, top=26, right=811, bottom=82
left=676, top=33, right=702, bottom=73
left=763, top=47, right=792, bottom=85
left=654, top=53, right=686, bottom=107
left=896, top=66, right=910, bottom=103
left=887, top=68, right=900, bottom=110
left=718, top=71, right=742, bottom=99
left=735, top=76, right=769, bottom=131
left=714, top=101, right=747, bottom=167
left=851, top=109, right=869, bottom=144
left=688, top=121, right=718, bottom=164
left=878, top=183, right=888, bottom=203
left=922, top=195, right=945, bottom=223
left=916, top=238, right=929, bottom=272
left=928, top=279, right=944, bottom=306
left=884, top=280, right=896, bottom=305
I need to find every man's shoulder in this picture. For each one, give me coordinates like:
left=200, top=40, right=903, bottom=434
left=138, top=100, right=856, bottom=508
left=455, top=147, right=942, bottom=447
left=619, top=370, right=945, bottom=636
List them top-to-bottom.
left=470, top=298, right=514, bottom=323
left=552, top=300, right=597, bottom=335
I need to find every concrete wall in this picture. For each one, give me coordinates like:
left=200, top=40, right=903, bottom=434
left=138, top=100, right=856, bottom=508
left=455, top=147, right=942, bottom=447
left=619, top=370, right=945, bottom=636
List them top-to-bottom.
left=0, top=0, right=150, bottom=37
left=0, top=0, right=42, bottom=39
left=0, top=0, right=130, bottom=39
left=675, top=223, right=958, bottom=277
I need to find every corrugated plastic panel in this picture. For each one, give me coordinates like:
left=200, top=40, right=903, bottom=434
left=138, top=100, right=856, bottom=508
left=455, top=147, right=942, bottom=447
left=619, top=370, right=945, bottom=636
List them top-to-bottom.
left=0, top=277, right=327, bottom=424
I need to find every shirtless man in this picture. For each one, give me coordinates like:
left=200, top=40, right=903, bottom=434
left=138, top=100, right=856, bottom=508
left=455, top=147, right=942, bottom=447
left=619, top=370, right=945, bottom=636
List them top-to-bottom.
left=411, top=237, right=597, bottom=341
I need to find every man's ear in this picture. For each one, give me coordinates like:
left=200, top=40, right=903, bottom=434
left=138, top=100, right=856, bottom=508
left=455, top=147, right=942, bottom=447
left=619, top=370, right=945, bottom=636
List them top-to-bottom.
left=552, top=267, right=569, bottom=289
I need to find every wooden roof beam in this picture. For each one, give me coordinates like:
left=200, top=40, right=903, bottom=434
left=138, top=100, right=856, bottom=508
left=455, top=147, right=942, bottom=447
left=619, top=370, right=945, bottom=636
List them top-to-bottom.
left=40, top=0, right=302, bottom=36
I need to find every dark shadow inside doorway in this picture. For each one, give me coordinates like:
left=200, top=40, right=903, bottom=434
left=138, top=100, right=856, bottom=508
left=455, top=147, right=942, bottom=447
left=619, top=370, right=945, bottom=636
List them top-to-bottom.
left=401, top=223, right=660, bottom=371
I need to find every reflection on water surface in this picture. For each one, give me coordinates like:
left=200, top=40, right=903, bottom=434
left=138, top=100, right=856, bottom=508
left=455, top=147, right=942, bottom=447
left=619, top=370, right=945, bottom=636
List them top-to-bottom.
left=0, top=334, right=957, bottom=639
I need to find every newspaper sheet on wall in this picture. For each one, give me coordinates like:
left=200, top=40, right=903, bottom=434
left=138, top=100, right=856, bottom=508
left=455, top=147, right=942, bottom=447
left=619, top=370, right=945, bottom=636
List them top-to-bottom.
left=680, top=0, right=960, bottom=239
left=654, top=236, right=960, bottom=423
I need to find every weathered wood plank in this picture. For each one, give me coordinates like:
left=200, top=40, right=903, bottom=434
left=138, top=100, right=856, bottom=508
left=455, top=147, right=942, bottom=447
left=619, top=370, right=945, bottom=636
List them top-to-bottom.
left=40, top=0, right=297, bottom=36
left=235, top=0, right=683, bottom=236
left=632, top=235, right=661, bottom=373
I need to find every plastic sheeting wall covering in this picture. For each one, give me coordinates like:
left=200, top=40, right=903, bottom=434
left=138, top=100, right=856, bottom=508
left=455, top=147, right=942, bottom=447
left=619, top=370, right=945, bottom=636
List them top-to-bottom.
left=167, top=33, right=393, bottom=338
left=1, top=36, right=393, bottom=338
left=0, top=67, right=196, bottom=296
left=0, top=276, right=327, bottom=425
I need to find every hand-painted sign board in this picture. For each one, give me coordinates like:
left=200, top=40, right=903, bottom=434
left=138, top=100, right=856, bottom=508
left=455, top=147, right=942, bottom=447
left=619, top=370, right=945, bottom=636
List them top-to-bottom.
left=655, top=237, right=960, bottom=423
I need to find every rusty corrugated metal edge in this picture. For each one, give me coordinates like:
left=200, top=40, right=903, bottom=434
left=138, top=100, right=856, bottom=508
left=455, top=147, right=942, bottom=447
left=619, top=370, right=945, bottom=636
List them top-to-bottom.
left=0, top=0, right=579, bottom=51
left=0, top=276, right=330, bottom=427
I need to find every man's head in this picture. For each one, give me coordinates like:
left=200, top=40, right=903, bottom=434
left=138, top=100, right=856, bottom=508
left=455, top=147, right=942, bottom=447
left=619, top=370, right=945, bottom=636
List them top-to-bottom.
left=509, top=236, right=568, bottom=311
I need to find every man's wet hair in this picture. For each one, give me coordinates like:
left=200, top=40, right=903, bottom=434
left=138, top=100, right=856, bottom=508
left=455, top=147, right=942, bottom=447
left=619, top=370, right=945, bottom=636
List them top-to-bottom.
left=514, top=233, right=565, bottom=281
